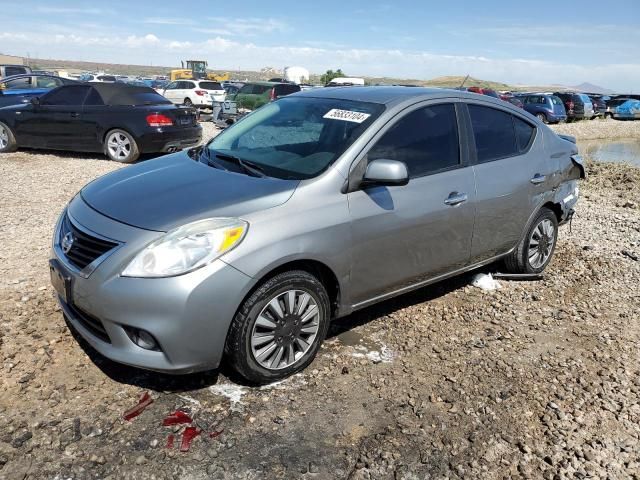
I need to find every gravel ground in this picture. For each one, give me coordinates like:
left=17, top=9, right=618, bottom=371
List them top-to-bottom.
left=0, top=120, right=639, bottom=479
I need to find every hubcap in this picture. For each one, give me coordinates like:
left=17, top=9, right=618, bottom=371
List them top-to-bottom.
left=0, top=126, right=8, bottom=149
left=107, top=132, right=131, bottom=160
left=528, top=219, right=555, bottom=269
left=250, top=289, right=320, bottom=370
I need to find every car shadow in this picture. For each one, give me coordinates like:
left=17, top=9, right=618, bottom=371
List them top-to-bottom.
left=69, top=266, right=495, bottom=392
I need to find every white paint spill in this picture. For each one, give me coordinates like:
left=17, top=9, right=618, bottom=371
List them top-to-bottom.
left=471, top=273, right=501, bottom=291
left=352, top=344, right=395, bottom=363
left=209, top=383, right=248, bottom=411
left=177, top=394, right=202, bottom=407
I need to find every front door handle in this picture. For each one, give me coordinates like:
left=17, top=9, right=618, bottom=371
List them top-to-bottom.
left=70, top=112, right=80, bottom=118
left=530, top=173, right=546, bottom=185
left=444, top=192, right=468, bottom=206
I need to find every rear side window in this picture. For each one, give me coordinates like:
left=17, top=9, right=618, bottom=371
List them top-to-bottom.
left=36, top=76, right=63, bottom=88
left=199, top=81, right=222, bottom=90
left=254, top=85, right=273, bottom=95
left=41, top=86, right=91, bottom=105
left=84, top=89, right=104, bottom=106
left=551, top=96, right=563, bottom=105
left=368, top=103, right=460, bottom=177
left=468, top=104, right=518, bottom=163
left=513, top=117, right=535, bottom=152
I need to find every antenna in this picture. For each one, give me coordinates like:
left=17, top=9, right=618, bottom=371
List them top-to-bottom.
left=459, top=74, right=470, bottom=89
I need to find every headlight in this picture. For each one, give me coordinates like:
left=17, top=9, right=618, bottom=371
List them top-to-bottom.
left=122, top=218, right=248, bottom=278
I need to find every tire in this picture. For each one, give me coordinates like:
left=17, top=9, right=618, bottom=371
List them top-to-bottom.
left=183, top=98, right=193, bottom=106
left=536, top=113, right=547, bottom=124
left=0, top=122, right=18, bottom=153
left=104, top=129, right=139, bottom=163
left=504, top=208, right=558, bottom=274
left=225, top=270, right=331, bottom=384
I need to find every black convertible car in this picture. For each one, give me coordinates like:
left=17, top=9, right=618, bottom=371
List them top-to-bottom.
left=0, top=83, right=202, bottom=162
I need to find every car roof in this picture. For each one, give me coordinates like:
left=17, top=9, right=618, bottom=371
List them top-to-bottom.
left=295, top=85, right=488, bottom=106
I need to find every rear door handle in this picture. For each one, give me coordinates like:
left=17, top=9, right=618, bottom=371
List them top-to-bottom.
left=530, top=174, right=546, bottom=185
left=444, top=192, right=468, bottom=206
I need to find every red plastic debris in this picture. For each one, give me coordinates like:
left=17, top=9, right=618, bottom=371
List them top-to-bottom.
left=123, top=392, right=153, bottom=421
left=162, top=410, right=193, bottom=426
left=180, top=426, right=201, bottom=452
left=209, top=429, right=224, bottom=439
left=166, top=434, right=175, bottom=449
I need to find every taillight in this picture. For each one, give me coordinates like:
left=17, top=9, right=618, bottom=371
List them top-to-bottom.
left=269, top=88, right=276, bottom=101
left=194, top=90, right=207, bottom=96
left=146, top=114, right=173, bottom=127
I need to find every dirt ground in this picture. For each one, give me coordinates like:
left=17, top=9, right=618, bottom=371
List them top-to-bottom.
left=0, top=121, right=639, bottom=479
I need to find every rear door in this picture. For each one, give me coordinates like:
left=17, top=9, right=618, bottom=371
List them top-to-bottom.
left=14, top=85, right=91, bottom=149
left=348, top=102, right=476, bottom=305
left=465, top=103, right=545, bottom=262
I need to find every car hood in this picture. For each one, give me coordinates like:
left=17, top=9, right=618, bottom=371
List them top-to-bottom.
left=81, top=152, right=299, bottom=232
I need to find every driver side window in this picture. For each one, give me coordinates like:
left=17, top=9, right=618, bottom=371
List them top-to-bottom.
left=367, top=103, right=460, bottom=178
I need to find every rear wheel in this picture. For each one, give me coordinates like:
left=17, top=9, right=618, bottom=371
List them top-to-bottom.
left=183, top=98, right=193, bottom=107
left=536, top=113, right=548, bottom=124
left=0, top=122, right=18, bottom=153
left=104, top=129, right=139, bottom=163
left=504, top=208, right=558, bottom=274
left=226, top=270, right=331, bottom=384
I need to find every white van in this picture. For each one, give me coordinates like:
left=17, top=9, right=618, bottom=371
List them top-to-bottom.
left=326, top=77, right=365, bottom=87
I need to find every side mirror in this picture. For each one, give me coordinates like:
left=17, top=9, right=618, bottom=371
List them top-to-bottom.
left=30, top=97, right=41, bottom=107
left=362, top=159, right=409, bottom=187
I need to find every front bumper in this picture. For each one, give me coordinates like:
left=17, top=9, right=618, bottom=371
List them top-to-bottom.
left=137, top=125, right=202, bottom=154
left=50, top=197, right=254, bottom=373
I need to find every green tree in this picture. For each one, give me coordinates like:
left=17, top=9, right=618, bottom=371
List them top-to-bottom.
left=320, top=69, right=346, bottom=85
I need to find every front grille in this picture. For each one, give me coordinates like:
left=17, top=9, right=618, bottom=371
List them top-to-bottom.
left=60, top=214, right=118, bottom=270
left=66, top=302, right=111, bottom=344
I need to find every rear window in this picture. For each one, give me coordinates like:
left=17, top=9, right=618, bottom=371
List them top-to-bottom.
left=4, top=66, right=28, bottom=77
left=199, top=81, right=223, bottom=91
left=275, top=84, right=301, bottom=96
left=124, top=92, right=171, bottom=105
left=579, top=94, right=591, bottom=103
left=550, top=96, right=563, bottom=106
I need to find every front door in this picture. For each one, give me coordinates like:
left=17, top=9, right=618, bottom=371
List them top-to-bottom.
left=14, top=85, right=91, bottom=149
left=348, top=102, right=476, bottom=306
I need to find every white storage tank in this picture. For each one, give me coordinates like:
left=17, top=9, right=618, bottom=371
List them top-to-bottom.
left=284, top=66, right=309, bottom=85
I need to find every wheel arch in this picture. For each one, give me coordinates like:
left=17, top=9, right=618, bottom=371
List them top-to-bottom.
left=240, top=258, right=342, bottom=319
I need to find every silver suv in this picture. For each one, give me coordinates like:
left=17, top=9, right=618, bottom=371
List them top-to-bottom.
left=50, top=87, right=585, bottom=384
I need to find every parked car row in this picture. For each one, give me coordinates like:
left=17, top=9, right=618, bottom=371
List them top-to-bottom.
left=0, top=73, right=77, bottom=108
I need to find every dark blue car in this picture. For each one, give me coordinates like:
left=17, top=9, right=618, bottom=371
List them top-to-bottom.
left=0, top=74, right=76, bottom=108
left=516, top=93, right=567, bottom=124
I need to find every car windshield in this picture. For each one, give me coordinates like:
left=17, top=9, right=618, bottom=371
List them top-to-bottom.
left=206, top=97, right=384, bottom=180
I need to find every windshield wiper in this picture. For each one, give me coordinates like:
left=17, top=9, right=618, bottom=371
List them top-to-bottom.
left=198, top=146, right=228, bottom=171
left=214, top=152, right=266, bottom=178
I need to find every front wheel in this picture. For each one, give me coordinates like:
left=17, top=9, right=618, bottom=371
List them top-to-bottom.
left=0, top=122, right=18, bottom=153
left=104, top=129, right=139, bottom=163
left=504, top=208, right=558, bottom=274
left=225, top=270, right=331, bottom=384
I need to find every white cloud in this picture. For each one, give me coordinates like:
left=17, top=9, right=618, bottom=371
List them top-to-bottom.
left=143, top=17, right=195, bottom=25
left=204, top=17, right=288, bottom=36
left=2, top=30, right=638, bottom=91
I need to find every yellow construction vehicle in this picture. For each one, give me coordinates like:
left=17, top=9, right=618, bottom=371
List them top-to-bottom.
left=169, top=60, right=229, bottom=82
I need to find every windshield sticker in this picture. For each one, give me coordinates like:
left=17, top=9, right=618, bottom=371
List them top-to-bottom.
left=323, top=109, right=371, bottom=123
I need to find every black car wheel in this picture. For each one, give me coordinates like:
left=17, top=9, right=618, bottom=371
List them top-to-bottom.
left=183, top=98, right=193, bottom=106
left=536, top=113, right=548, bottom=124
left=0, top=122, right=18, bottom=153
left=104, top=129, right=139, bottom=163
left=504, top=208, right=558, bottom=274
left=225, top=270, right=331, bottom=385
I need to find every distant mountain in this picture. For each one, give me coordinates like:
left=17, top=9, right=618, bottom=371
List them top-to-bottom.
left=571, top=82, right=613, bottom=94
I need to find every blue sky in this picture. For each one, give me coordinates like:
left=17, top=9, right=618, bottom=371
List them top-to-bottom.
left=1, top=0, right=639, bottom=90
